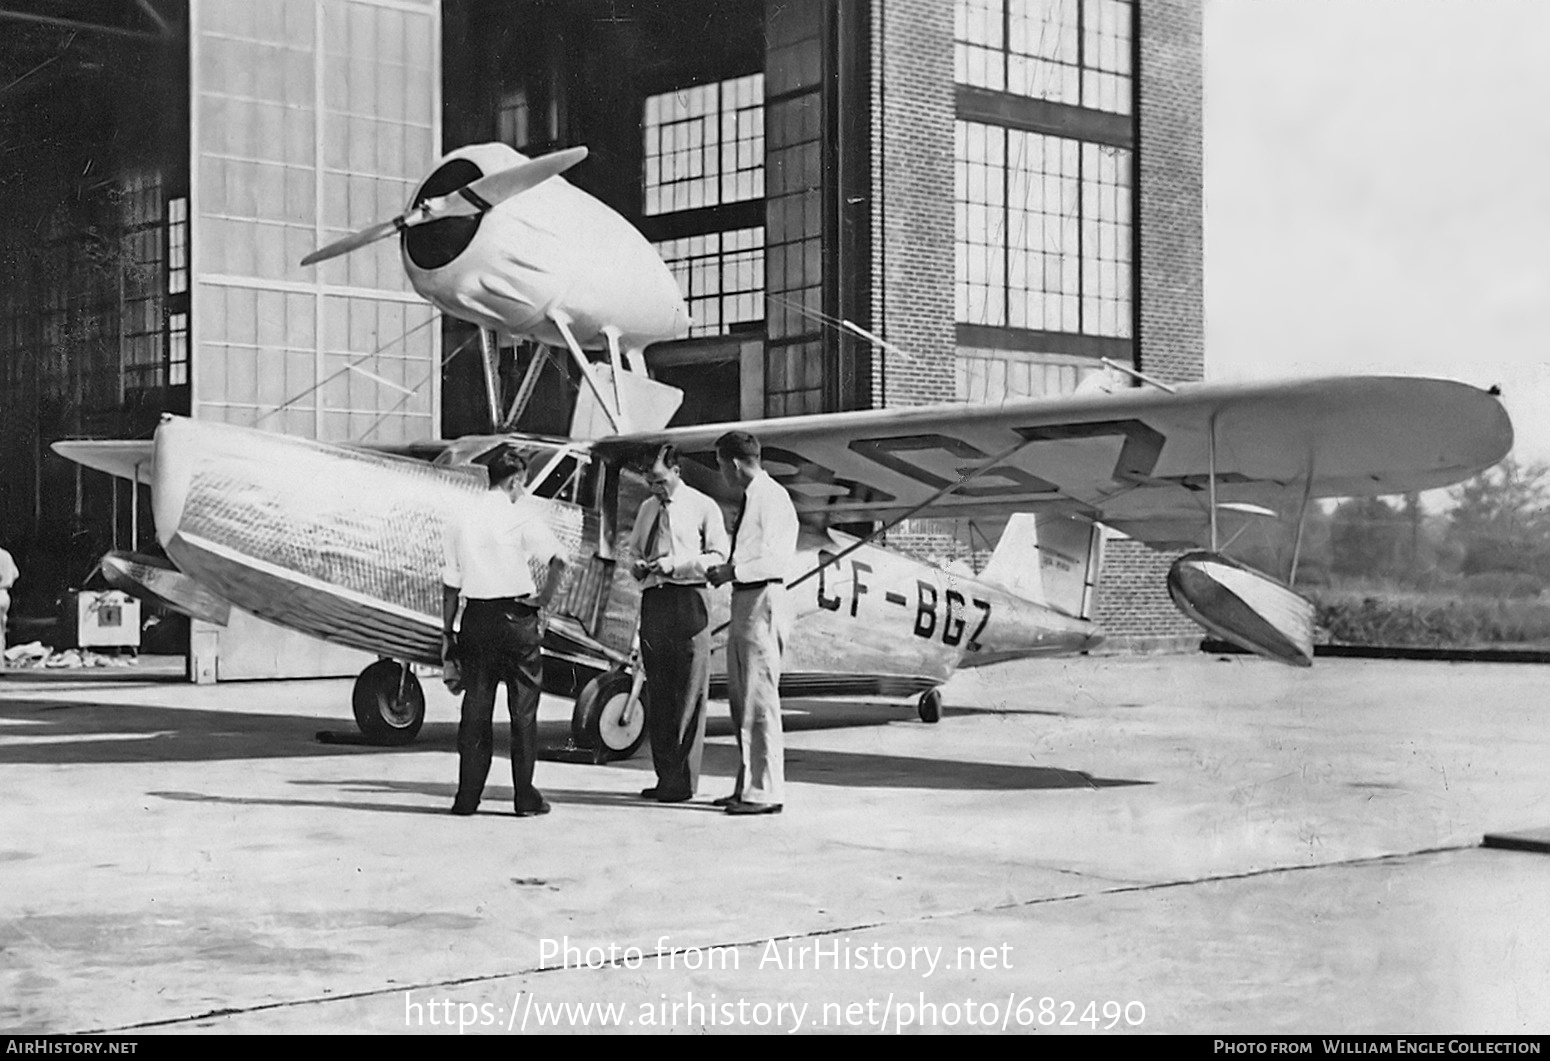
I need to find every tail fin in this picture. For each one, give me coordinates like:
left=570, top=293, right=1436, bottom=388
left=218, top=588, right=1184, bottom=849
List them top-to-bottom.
left=980, top=513, right=1103, bottom=620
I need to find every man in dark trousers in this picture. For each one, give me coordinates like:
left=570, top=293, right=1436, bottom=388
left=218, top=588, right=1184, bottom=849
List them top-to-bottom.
left=628, top=444, right=729, bottom=802
left=441, top=446, right=567, bottom=817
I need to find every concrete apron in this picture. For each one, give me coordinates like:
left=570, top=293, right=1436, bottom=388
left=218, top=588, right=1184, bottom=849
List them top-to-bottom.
left=2, top=655, right=1548, bottom=1034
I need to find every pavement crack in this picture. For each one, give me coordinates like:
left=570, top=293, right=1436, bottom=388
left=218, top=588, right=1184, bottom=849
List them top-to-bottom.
left=81, top=843, right=1475, bottom=1034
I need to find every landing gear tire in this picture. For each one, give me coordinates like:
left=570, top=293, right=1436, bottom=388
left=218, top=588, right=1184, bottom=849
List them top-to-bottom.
left=352, top=659, right=425, bottom=745
left=571, top=669, right=647, bottom=763
left=917, top=687, right=943, bottom=724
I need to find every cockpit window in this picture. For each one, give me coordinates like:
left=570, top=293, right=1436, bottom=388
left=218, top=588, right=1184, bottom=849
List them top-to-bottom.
left=432, top=436, right=596, bottom=507
left=529, top=453, right=598, bottom=506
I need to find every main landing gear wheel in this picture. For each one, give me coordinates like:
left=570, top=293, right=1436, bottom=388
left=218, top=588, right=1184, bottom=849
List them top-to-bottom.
left=352, top=659, right=425, bottom=745
left=571, top=669, right=647, bottom=763
left=917, top=687, right=943, bottom=724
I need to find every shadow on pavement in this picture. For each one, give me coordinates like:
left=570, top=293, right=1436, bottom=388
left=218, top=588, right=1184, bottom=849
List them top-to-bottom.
left=0, top=696, right=1141, bottom=789
left=0, top=698, right=463, bottom=765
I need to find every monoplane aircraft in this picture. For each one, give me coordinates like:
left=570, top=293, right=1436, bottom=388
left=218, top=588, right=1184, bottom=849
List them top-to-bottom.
left=54, top=144, right=1514, bottom=759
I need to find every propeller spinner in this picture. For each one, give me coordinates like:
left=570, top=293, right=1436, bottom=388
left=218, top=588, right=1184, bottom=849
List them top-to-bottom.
left=298, top=146, right=589, bottom=267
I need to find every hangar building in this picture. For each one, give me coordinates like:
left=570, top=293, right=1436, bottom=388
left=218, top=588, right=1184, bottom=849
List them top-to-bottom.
left=0, top=0, right=1200, bottom=677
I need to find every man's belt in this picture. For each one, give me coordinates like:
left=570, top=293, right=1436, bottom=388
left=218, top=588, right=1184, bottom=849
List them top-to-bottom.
left=732, top=578, right=783, bottom=591
left=644, top=582, right=708, bottom=591
left=465, top=597, right=539, bottom=611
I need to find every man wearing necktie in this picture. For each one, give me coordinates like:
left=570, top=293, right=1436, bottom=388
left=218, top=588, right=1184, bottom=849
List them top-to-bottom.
left=706, top=430, right=800, bottom=816
left=628, top=444, right=729, bottom=802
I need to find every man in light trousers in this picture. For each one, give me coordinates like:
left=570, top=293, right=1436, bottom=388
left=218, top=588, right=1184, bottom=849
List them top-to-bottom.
left=707, top=430, right=798, bottom=816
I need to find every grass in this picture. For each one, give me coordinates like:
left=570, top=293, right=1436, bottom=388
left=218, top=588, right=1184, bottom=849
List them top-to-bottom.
left=1308, top=585, right=1550, bottom=649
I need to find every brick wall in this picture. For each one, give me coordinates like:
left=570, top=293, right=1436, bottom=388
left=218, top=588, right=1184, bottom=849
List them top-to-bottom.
left=866, top=0, right=1205, bottom=649
left=871, top=0, right=955, bottom=407
left=1108, top=0, right=1205, bottom=642
left=1137, top=0, right=1204, bottom=386
left=878, top=519, right=987, bottom=572
left=1094, top=538, right=1199, bottom=640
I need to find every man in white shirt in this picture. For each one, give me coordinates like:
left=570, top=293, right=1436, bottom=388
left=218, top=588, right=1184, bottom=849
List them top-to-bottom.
left=707, top=430, right=799, bottom=816
left=627, top=444, right=729, bottom=803
left=442, top=446, right=567, bottom=817
left=0, top=545, right=17, bottom=661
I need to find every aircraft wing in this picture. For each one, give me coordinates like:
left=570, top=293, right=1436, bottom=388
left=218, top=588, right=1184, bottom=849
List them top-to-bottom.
left=592, top=376, right=1512, bottom=548
left=54, top=433, right=560, bottom=476
left=50, top=439, right=157, bottom=482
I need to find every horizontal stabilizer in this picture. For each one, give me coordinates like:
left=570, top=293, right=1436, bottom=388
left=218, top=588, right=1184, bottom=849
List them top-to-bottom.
left=51, top=439, right=155, bottom=482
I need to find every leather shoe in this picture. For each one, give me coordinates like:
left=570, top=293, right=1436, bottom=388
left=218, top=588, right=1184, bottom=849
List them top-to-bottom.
left=639, top=787, right=661, bottom=799
left=654, top=791, right=692, bottom=803
left=711, top=794, right=741, bottom=808
left=514, top=800, right=552, bottom=817
left=724, top=801, right=782, bottom=816
left=449, top=802, right=478, bottom=816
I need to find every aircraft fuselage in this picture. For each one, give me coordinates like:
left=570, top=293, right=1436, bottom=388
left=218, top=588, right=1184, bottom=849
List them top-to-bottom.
left=147, top=416, right=1098, bottom=695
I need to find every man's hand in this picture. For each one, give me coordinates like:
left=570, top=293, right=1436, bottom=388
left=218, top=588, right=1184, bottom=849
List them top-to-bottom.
left=630, top=558, right=650, bottom=581
left=707, top=562, right=734, bottom=587
left=440, top=631, right=457, bottom=662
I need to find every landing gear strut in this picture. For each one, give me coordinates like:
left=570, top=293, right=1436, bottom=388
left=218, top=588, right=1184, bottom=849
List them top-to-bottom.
left=352, top=659, right=425, bottom=745
left=570, top=668, right=648, bottom=762
left=917, top=687, right=943, bottom=724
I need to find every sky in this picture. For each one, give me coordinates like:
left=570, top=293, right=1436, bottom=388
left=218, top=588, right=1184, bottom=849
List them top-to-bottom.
left=1203, top=0, right=1550, bottom=466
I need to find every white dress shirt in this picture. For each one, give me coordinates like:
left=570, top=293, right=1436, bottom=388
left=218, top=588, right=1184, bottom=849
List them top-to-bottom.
left=729, top=469, right=799, bottom=584
left=627, top=482, right=729, bottom=589
left=442, top=490, right=564, bottom=600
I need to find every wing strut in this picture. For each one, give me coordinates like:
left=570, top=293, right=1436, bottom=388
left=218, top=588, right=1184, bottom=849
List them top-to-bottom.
left=548, top=310, right=625, bottom=434
left=604, top=326, right=627, bottom=419
left=478, top=328, right=502, bottom=431
left=501, top=344, right=549, bottom=431
left=1100, top=357, right=1177, bottom=394
left=1208, top=412, right=1219, bottom=552
left=788, top=434, right=1039, bottom=592
left=711, top=435, right=1041, bottom=637
left=1288, top=452, right=1316, bottom=587
left=132, top=461, right=142, bottom=550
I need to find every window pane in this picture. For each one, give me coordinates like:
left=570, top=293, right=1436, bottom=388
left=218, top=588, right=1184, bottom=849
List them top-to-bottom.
left=957, top=0, right=1131, bottom=111
left=642, top=73, right=765, bottom=217
left=654, top=227, right=765, bottom=338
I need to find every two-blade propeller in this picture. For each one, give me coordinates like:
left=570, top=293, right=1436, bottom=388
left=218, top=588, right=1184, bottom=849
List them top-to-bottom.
left=299, top=146, right=588, bottom=267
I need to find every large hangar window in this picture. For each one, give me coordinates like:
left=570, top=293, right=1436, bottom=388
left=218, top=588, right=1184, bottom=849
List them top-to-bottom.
left=953, top=0, right=1134, bottom=403
left=955, top=0, right=1132, bottom=115
left=639, top=71, right=768, bottom=423
left=643, top=74, right=765, bottom=216
left=955, top=122, right=1131, bottom=340
left=120, top=173, right=168, bottom=395
left=109, top=175, right=191, bottom=402
left=168, top=196, right=189, bottom=296
left=655, top=227, right=765, bottom=338
left=169, top=311, right=189, bottom=387
left=956, top=347, right=1097, bottom=403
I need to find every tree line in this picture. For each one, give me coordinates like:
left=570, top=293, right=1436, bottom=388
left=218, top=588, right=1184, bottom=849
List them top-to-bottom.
left=1232, top=458, right=1550, bottom=598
